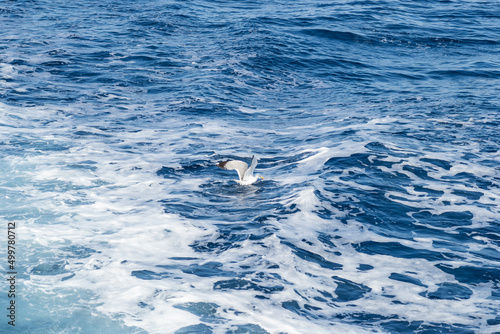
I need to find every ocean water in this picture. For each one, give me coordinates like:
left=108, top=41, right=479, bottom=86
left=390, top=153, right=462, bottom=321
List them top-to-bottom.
left=1, top=0, right=499, bottom=333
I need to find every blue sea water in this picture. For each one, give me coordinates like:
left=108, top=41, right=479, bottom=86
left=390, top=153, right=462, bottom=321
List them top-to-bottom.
left=1, top=0, right=500, bottom=333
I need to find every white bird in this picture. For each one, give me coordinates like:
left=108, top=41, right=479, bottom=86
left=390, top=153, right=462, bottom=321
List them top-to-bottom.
left=217, top=155, right=264, bottom=185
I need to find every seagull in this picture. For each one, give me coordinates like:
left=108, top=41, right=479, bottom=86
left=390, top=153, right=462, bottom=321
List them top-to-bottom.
left=217, top=155, right=264, bottom=184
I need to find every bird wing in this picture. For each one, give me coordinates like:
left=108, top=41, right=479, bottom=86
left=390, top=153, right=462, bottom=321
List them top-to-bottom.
left=243, top=155, right=258, bottom=181
left=217, top=160, right=248, bottom=180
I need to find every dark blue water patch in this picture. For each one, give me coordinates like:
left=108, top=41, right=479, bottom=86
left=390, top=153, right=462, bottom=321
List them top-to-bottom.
left=0, top=6, right=24, bottom=17
left=130, top=17, right=179, bottom=37
left=300, top=28, right=378, bottom=46
left=281, top=54, right=375, bottom=76
left=41, top=60, right=71, bottom=67
left=429, top=69, right=500, bottom=79
left=176, top=103, right=236, bottom=117
left=74, top=130, right=112, bottom=138
left=364, top=141, right=403, bottom=158
left=480, top=143, right=500, bottom=154
left=325, top=152, right=398, bottom=173
left=420, top=158, right=452, bottom=171
left=66, top=160, right=98, bottom=171
left=401, top=165, right=438, bottom=182
left=338, top=166, right=412, bottom=194
left=442, top=172, right=497, bottom=190
left=412, top=185, right=445, bottom=198
left=331, top=186, right=456, bottom=241
left=451, top=189, right=483, bottom=201
left=312, top=191, right=344, bottom=222
left=352, top=191, right=415, bottom=224
left=161, top=195, right=275, bottom=221
left=275, top=200, right=301, bottom=216
left=161, top=201, right=212, bottom=220
left=412, top=210, right=474, bottom=229
left=188, top=222, right=278, bottom=255
left=470, top=225, right=500, bottom=248
left=438, top=229, right=500, bottom=261
left=430, top=230, right=488, bottom=255
left=248, top=231, right=275, bottom=241
left=190, top=233, right=245, bottom=253
left=317, top=233, right=342, bottom=256
left=432, top=239, right=469, bottom=254
left=280, top=240, right=342, bottom=271
left=354, top=241, right=463, bottom=262
left=61, top=245, right=97, bottom=259
left=471, top=247, right=500, bottom=262
left=29, top=261, right=69, bottom=276
left=157, top=261, right=236, bottom=278
left=180, top=262, right=236, bottom=278
left=358, top=264, right=374, bottom=271
left=435, top=264, right=500, bottom=284
left=131, top=270, right=171, bottom=280
left=255, top=271, right=283, bottom=281
left=61, top=273, right=76, bottom=281
left=389, top=273, right=427, bottom=287
left=321, top=276, right=372, bottom=302
left=332, top=276, right=372, bottom=302
left=213, top=279, right=284, bottom=294
left=419, top=282, right=473, bottom=300
left=489, top=287, right=500, bottom=301
left=281, top=300, right=324, bottom=320
left=138, top=301, right=154, bottom=311
left=173, top=302, right=221, bottom=324
left=334, top=312, right=397, bottom=326
left=487, top=316, right=500, bottom=326
left=380, top=320, right=475, bottom=334
left=175, top=323, right=213, bottom=334
left=225, top=324, right=269, bottom=334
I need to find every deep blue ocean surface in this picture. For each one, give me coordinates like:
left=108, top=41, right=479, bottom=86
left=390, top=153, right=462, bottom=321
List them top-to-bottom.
left=1, top=0, right=499, bottom=333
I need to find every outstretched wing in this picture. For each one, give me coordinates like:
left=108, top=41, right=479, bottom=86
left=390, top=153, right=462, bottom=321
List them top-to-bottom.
left=243, top=155, right=258, bottom=181
left=217, top=160, right=248, bottom=180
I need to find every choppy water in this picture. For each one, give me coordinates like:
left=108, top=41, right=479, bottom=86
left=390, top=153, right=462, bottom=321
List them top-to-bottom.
left=1, top=0, right=500, bottom=333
